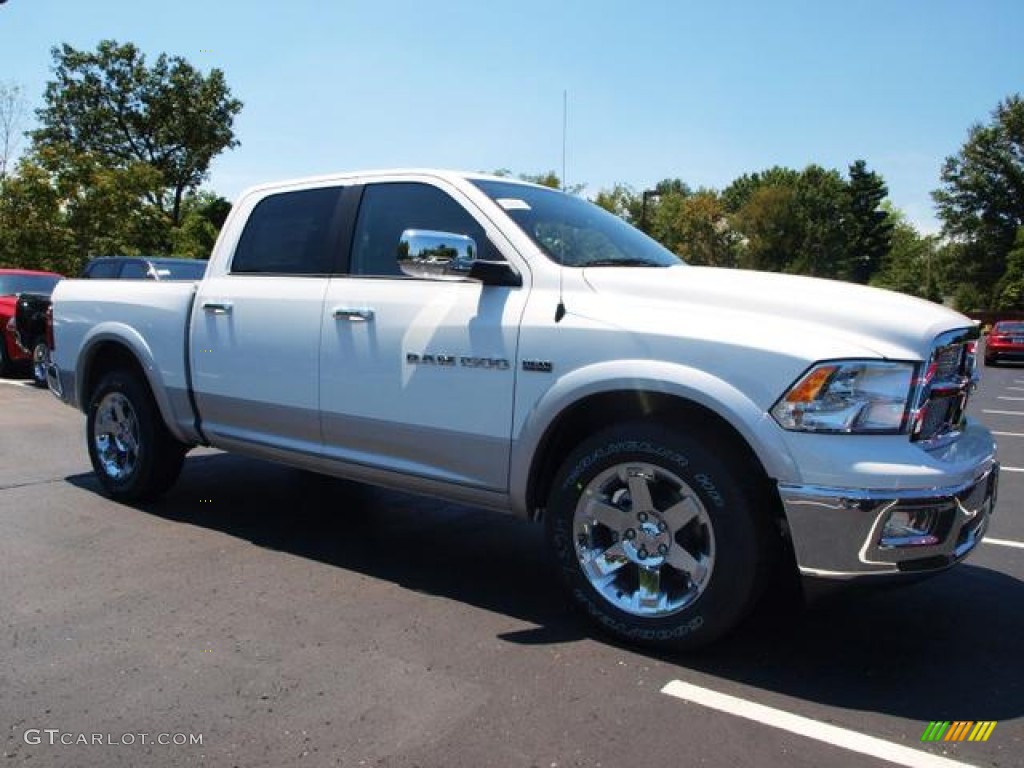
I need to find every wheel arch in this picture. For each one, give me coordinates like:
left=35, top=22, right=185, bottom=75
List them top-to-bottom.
left=76, top=327, right=192, bottom=444
left=512, top=363, right=799, bottom=523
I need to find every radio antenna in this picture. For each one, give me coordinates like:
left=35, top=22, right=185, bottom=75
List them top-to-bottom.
left=555, top=89, right=567, bottom=323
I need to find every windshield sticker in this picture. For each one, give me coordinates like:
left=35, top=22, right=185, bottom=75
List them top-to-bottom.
left=497, top=198, right=531, bottom=211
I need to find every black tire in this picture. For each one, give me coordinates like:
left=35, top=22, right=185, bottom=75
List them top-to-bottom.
left=0, top=337, right=12, bottom=378
left=31, top=341, right=49, bottom=387
left=984, top=355, right=996, bottom=367
left=86, top=369, right=187, bottom=502
left=546, top=422, right=770, bottom=651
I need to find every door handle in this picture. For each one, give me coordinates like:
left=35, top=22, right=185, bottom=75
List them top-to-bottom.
left=202, top=301, right=233, bottom=315
left=332, top=308, right=375, bottom=322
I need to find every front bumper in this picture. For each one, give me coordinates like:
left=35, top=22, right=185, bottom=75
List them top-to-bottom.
left=780, top=462, right=999, bottom=578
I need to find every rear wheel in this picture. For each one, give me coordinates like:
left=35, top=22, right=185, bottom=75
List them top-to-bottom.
left=31, top=341, right=49, bottom=387
left=984, top=354, right=996, bottom=367
left=86, top=370, right=187, bottom=501
left=546, top=423, right=770, bottom=650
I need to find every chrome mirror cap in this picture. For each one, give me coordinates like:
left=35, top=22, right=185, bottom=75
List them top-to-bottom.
left=398, top=229, right=477, bottom=281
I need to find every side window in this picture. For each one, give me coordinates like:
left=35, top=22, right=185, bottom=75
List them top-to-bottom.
left=350, top=182, right=497, bottom=277
left=231, top=187, right=343, bottom=275
left=84, top=260, right=119, bottom=278
left=118, top=261, right=151, bottom=279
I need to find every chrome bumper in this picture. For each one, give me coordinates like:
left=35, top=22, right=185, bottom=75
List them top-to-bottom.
left=780, top=463, right=999, bottom=579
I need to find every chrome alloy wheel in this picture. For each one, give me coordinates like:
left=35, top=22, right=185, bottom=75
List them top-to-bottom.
left=92, top=392, right=140, bottom=481
left=573, top=462, right=716, bottom=617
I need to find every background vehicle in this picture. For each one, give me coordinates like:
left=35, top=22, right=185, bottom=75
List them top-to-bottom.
left=47, top=170, right=998, bottom=651
left=81, top=256, right=208, bottom=280
left=0, top=268, right=63, bottom=379
left=13, top=293, right=56, bottom=386
left=984, top=320, right=1024, bottom=366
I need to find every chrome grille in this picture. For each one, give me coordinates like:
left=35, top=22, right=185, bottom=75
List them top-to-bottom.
left=911, top=328, right=979, bottom=444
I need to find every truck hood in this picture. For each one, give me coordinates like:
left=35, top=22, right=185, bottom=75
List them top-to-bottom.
left=581, top=265, right=973, bottom=360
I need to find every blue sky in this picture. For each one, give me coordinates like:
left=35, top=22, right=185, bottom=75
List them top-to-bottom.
left=2, top=0, right=1022, bottom=232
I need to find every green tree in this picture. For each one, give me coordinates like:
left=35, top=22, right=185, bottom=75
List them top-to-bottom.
left=32, top=40, right=242, bottom=227
left=933, top=94, right=1024, bottom=306
left=0, top=159, right=74, bottom=273
left=845, top=160, right=893, bottom=284
left=788, top=165, right=849, bottom=278
left=722, top=167, right=800, bottom=213
left=593, top=183, right=642, bottom=224
left=730, top=183, right=800, bottom=272
left=655, top=189, right=736, bottom=266
left=169, top=192, right=231, bottom=259
left=870, top=208, right=939, bottom=301
left=993, top=228, right=1024, bottom=310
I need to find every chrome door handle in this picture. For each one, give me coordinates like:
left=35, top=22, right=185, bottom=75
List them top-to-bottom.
left=202, top=301, right=233, bottom=315
left=332, top=308, right=375, bottom=322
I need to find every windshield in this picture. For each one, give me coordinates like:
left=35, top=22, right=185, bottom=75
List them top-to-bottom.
left=472, top=180, right=681, bottom=268
left=151, top=260, right=208, bottom=280
left=0, top=274, right=62, bottom=296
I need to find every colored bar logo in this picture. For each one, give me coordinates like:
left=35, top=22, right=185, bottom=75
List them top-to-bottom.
left=921, top=721, right=997, bottom=742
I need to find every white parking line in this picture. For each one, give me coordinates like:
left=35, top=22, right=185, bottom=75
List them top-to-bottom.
left=1007, top=386, right=1024, bottom=392
left=997, top=396, right=1024, bottom=401
left=983, top=409, right=1024, bottom=416
left=992, top=431, right=1024, bottom=438
left=1000, top=466, right=1024, bottom=473
left=984, top=537, right=1024, bottom=550
left=661, top=681, right=975, bottom=768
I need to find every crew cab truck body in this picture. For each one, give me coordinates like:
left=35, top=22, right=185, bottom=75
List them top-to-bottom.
left=48, top=170, right=999, bottom=649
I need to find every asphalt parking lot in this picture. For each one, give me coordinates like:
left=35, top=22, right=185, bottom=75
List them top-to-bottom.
left=1, top=369, right=1021, bottom=768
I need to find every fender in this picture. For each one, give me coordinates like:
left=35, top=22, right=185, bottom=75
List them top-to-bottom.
left=76, top=323, right=198, bottom=445
left=508, top=358, right=801, bottom=517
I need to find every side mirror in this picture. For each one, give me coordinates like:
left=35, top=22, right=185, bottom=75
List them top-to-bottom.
left=398, top=229, right=521, bottom=286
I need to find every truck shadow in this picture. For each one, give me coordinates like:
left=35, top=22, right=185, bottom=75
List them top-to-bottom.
left=68, top=450, right=1024, bottom=723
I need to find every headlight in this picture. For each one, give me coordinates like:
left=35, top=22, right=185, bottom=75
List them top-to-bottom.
left=771, top=361, right=916, bottom=433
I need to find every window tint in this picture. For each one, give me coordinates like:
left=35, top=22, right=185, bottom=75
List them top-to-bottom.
left=350, top=182, right=495, bottom=277
left=231, top=187, right=343, bottom=275
left=84, top=260, right=120, bottom=278
left=119, top=261, right=151, bottom=279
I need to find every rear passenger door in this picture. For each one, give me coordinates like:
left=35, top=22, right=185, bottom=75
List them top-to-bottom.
left=319, top=180, right=527, bottom=491
left=191, top=185, right=348, bottom=454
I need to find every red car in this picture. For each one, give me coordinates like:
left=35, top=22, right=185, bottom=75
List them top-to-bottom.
left=0, top=268, right=64, bottom=379
left=984, top=320, right=1024, bottom=366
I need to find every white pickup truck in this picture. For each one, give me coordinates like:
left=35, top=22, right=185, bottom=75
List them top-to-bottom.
left=49, top=169, right=999, bottom=649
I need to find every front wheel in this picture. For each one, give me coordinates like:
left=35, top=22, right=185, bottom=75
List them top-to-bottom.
left=86, top=370, right=187, bottom=501
left=546, top=423, right=770, bottom=651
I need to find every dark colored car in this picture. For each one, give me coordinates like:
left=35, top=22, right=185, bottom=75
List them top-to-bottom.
left=81, top=256, right=208, bottom=280
left=0, top=269, right=63, bottom=382
left=14, top=293, right=56, bottom=386
left=984, top=320, right=1024, bottom=366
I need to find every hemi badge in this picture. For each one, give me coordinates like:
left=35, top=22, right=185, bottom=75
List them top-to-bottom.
left=522, top=360, right=553, bottom=373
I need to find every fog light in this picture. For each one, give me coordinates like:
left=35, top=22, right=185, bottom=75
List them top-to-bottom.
left=880, top=508, right=940, bottom=548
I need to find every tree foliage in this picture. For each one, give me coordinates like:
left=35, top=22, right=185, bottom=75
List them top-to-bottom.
left=0, top=40, right=241, bottom=273
left=32, top=40, right=242, bottom=226
left=933, top=94, right=1024, bottom=308
left=846, top=160, right=893, bottom=283
left=870, top=208, right=941, bottom=301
